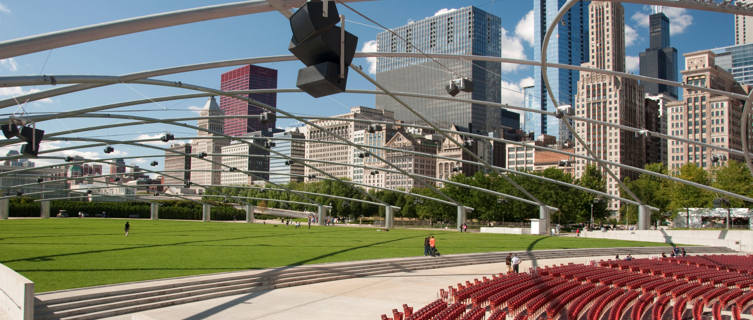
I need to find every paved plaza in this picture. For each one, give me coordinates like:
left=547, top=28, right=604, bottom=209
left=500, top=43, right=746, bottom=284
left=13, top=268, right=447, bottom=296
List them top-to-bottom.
left=98, top=255, right=647, bottom=320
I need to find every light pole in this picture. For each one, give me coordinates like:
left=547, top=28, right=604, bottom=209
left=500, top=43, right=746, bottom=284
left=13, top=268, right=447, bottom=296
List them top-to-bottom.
left=590, top=197, right=601, bottom=229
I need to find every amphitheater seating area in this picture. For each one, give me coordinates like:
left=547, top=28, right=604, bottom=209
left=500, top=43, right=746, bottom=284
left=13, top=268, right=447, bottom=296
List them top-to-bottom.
left=380, top=254, right=753, bottom=320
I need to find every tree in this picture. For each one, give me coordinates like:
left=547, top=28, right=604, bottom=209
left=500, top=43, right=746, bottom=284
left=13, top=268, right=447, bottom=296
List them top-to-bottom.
left=712, top=160, right=753, bottom=208
left=620, top=163, right=671, bottom=225
left=669, top=163, right=712, bottom=225
left=577, top=165, right=608, bottom=223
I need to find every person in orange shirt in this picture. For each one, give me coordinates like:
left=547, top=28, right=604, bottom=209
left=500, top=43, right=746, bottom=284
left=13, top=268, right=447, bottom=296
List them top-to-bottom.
left=429, top=236, right=437, bottom=256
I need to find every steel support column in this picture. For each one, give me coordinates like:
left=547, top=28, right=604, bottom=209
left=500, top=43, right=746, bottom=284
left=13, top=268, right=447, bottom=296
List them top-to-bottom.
left=0, top=198, right=8, bottom=219
left=41, top=200, right=50, bottom=219
left=150, top=202, right=159, bottom=220
left=202, top=203, right=211, bottom=222
left=245, top=203, right=255, bottom=223
left=317, top=205, right=327, bottom=226
left=638, top=205, right=650, bottom=230
left=385, top=206, right=394, bottom=229
left=456, top=206, right=467, bottom=231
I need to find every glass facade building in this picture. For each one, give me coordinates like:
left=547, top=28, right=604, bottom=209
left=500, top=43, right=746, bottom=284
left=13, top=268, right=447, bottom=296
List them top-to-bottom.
left=533, top=0, right=589, bottom=144
left=376, top=7, right=511, bottom=132
left=639, top=12, right=678, bottom=98
left=712, top=43, right=753, bottom=86
left=220, top=65, right=277, bottom=136
left=522, top=85, right=541, bottom=137
left=269, top=130, right=305, bottom=185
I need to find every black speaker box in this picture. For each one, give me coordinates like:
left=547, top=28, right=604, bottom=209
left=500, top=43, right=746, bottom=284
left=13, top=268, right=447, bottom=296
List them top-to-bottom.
left=289, top=1, right=340, bottom=43
left=289, top=27, right=358, bottom=67
left=296, top=62, right=349, bottom=98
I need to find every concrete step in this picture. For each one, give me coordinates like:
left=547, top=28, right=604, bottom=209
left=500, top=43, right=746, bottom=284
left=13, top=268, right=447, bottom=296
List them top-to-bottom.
left=34, top=246, right=733, bottom=320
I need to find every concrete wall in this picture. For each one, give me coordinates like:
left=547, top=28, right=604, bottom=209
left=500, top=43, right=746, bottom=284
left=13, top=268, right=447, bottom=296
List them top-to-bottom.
left=480, top=227, right=531, bottom=235
left=581, top=229, right=753, bottom=252
left=0, top=263, right=33, bottom=320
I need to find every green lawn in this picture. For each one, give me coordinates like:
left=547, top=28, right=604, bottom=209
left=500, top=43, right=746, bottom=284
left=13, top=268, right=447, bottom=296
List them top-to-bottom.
left=0, top=219, right=669, bottom=292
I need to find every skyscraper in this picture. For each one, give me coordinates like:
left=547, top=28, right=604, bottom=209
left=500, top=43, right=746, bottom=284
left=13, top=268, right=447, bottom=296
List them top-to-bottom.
left=533, top=0, right=590, bottom=144
left=735, top=0, right=753, bottom=45
left=574, top=1, right=645, bottom=213
left=375, top=7, right=510, bottom=132
left=639, top=11, right=678, bottom=98
left=666, top=50, right=748, bottom=173
left=220, top=65, right=277, bottom=136
left=522, top=84, right=540, bottom=136
left=191, top=97, right=229, bottom=187
left=305, top=106, right=394, bottom=181
left=269, top=130, right=305, bottom=185
left=164, top=143, right=191, bottom=187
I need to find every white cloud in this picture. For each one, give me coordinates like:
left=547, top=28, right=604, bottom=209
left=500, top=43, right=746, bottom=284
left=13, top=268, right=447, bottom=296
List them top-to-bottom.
left=0, top=3, right=10, bottom=14
left=632, top=7, right=693, bottom=35
left=433, top=8, right=457, bottom=17
left=515, top=10, right=535, bottom=47
left=625, top=25, right=638, bottom=47
left=500, top=27, right=527, bottom=72
left=361, top=40, right=378, bottom=74
left=626, top=56, right=640, bottom=73
left=0, top=58, right=17, bottom=71
left=500, top=77, right=534, bottom=107
left=501, top=77, right=534, bottom=128
left=520, top=77, right=535, bottom=88
left=0, top=87, right=54, bottom=104
left=188, top=105, right=203, bottom=115
left=135, top=133, right=168, bottom=146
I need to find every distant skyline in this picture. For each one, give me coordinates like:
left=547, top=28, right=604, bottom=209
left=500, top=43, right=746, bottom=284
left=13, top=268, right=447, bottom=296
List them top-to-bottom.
left=0, top=0, right=738, bottom=174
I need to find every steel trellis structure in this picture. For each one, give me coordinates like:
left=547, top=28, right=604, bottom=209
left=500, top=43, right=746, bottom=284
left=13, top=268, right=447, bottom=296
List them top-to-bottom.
left=0, top=0, right=749, bottom=228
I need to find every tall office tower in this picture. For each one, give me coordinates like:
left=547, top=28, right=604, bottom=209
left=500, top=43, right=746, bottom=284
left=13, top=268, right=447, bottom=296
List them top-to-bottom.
left=533, top=0, right=589, bottom=144
left=736, top=0, right=753, bottom=45
left=574, top=1, right=645, bottom=213
left=375, top=7, right=511, bottom=132
left=639, top=11, right=678, bottom=98
left=666, top=50, right=748, bottom=173
left=220, top=65, right=277, bottom=136
left=522, top=84, right=540, bottom=136
left=191, top=97, right=229, bottom=188
left=644, top=97, right=665, bottom=165
left=305, top=106, right=394, bottom=181
left=269, top=130, right=305, bottom=185
left=164, top=143, right=191, bottom=187
left=109, top=158, right=126, bottom=176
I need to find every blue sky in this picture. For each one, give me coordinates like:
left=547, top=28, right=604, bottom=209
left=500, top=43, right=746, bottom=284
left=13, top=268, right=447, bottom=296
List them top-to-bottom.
left=0, top=0, right=736, bottom=173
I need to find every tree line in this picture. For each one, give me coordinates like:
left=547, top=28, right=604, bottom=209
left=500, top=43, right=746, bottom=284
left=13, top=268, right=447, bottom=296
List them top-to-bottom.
left=8, top=161, right=750, bottom=226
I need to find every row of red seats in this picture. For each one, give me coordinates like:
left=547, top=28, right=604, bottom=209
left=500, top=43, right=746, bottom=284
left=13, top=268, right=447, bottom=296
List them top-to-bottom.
left=382, top=255, right=753, bottom=320
left=469, top=274, right=530, bottom=307
left=487, top=277, right=540, bottom=310
left=506, top=277, right=566, bottom=316
left=525, top=281, right=579, bottom=319
left=544, top=283, right=594, bottom=318
left=567, top=286, right=610, bottom=319
left=587, top=288, right=624, bottom=320
left=607, top=290, right=639, bottom=320
left=629, top=292, right=654, bottom=320
left=651, top=295, right=671, bottom=320
left=405, top=299, right=445, bottom=320
left=431, top=302, right=465, bottom=320
left=458, top=306, right=485, bottom=320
